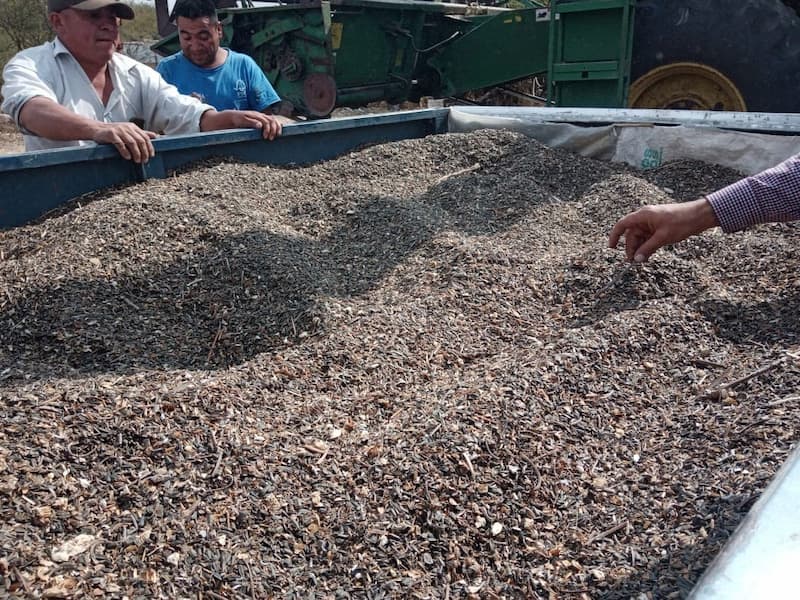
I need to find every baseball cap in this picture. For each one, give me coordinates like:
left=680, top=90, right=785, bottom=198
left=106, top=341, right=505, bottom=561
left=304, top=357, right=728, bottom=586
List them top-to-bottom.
left=47, top=0, right=135, bottom=20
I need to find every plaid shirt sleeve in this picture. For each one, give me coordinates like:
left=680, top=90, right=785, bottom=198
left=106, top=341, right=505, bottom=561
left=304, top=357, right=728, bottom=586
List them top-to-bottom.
left=706, top=154, right=800, bottom=232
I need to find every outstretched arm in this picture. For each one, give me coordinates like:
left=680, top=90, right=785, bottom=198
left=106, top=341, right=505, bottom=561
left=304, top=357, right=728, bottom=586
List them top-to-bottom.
left=19, top=97, right=157, bottom=163
left=199, top=109, right=282, bottom=140
left=609, top=153, right=800, bottom=262
left=608, top=197, right=720, bottom=262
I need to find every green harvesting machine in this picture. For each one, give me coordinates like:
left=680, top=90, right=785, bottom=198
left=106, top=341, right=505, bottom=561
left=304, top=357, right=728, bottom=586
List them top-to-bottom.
left=152, top=0, right=636, bottom=117
left=152, top=0, right=800, bottom=118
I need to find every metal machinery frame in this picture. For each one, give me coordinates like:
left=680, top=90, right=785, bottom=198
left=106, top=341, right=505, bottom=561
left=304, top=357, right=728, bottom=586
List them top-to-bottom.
left=151, top=0, right=636, bottom=117
left=547, top=0, right=636, bottom=107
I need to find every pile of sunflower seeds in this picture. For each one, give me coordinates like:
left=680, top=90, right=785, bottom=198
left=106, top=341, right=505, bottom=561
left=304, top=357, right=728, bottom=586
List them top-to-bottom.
left=1, top=129, right=798, bottom=599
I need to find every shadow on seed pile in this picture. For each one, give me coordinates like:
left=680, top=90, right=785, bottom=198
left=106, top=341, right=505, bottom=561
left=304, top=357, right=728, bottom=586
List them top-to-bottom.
left=0, top=129, right=753, bottom=380
left=2, top=196, right=442, bottom=375
left=553, top=249, right=703, bottom=324
left=699, top=294, right=800, bottom=346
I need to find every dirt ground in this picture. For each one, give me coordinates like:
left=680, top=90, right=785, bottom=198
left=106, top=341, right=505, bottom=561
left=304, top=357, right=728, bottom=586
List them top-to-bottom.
left=0, top=118, right=23, bottom=155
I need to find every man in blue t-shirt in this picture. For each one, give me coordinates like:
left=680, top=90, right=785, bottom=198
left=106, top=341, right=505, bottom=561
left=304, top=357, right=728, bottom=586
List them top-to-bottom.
left=157, top=0, right=290, bottom=116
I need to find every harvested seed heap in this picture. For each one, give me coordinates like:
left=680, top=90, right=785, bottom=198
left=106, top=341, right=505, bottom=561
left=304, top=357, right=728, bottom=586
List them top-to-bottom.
left=1, top=129, right=800, bottom=598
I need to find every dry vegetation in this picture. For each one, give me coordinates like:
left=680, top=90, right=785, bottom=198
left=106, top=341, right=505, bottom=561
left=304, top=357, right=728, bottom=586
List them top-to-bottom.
left=0, top=117, right=23, bottom=155
left=1, top=129, right=799, bottom=599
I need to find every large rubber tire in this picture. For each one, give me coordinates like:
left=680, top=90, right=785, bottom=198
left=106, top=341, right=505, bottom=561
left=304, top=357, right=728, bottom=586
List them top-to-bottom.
left=631, top=0, right=800, bottom=112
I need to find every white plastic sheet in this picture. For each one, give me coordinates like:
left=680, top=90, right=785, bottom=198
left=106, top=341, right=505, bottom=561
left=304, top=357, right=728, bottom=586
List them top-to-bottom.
left=448, top=107, right=800, bottom=175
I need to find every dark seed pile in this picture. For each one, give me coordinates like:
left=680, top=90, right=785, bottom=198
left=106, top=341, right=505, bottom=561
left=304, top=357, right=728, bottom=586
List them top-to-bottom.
left=2, top=129, right=799, bottom=599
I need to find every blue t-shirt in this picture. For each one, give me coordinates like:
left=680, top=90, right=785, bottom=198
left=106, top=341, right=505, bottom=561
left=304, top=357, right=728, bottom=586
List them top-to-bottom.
left=156, top=49, right=280, bottom=112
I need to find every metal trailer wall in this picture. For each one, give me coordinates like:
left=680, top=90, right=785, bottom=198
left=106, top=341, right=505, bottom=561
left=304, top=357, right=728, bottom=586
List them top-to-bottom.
left=5, top=107, right=800, bottom=231
left=0, top=109, right=449, bottom=230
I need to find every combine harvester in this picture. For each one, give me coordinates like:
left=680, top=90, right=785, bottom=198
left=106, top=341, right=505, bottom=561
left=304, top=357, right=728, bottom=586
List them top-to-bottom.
left=150, top=0, right=800, bottom=116
left=152, top=0, right=636, bottom=117
left=2, top=1, right=800, bottom=596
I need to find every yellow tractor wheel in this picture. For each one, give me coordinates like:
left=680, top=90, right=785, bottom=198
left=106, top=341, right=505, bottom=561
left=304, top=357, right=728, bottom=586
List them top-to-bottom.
left=628, top=62, right=747, bottom=112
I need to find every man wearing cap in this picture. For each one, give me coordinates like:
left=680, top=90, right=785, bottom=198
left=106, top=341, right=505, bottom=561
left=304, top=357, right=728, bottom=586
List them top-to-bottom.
left=0, top=0, right=283, bottom=163
left=157, top=0, right=292, bottom=117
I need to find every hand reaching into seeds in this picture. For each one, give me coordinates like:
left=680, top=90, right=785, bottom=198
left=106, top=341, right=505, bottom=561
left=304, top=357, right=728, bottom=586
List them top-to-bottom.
left=610, top=153, right=800, bottom=262
left=608, top=198, right=720, bottom=262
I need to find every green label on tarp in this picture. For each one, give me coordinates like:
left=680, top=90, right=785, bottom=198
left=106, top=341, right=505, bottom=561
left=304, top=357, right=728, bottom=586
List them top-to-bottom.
left=641, top=147, right=663, bottom=169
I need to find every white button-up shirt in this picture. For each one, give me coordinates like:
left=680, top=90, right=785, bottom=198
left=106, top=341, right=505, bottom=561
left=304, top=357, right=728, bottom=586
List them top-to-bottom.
left=1, top=38, right=214, bottom=152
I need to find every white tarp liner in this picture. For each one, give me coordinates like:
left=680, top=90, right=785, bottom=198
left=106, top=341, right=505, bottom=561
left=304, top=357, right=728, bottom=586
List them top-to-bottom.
left=448, top=107, right=800, bottom=176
